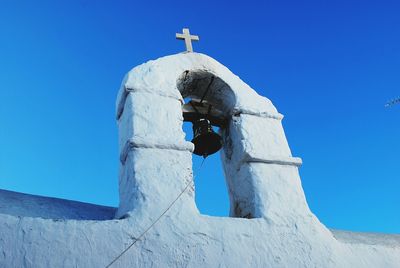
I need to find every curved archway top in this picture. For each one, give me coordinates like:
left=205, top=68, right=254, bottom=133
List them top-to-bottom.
left=116, top=53, right=283, bottom=120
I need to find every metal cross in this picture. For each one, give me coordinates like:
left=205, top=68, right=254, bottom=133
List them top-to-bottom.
left=176, top=28, right=199, bottom=52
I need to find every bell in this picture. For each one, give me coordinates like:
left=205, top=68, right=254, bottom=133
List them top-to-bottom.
left=191, top=118, right=222, bottom=157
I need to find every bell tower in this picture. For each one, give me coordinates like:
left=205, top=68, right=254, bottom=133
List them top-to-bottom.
left=115, top=42, right=307, bottom=223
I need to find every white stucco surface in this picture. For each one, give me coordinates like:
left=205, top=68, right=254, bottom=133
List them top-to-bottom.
left=1, top=52, right=399, bottom=267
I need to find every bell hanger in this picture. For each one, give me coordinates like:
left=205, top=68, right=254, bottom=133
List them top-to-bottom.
left=182, top=76, right=223, bottom=158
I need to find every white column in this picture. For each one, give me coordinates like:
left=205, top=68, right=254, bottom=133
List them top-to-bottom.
left=115, top=90, right=196, bottom=219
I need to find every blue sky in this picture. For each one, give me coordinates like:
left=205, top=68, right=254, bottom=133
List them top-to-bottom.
left=0, top=0, right=399, bottom=233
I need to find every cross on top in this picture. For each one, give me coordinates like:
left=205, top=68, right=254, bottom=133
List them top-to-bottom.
left=176, top=28, right=199, bottom=52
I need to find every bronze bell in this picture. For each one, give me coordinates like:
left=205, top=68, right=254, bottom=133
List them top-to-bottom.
left=191, top=118, right=222, bottom=157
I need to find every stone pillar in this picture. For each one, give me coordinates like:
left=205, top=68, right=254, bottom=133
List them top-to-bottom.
left=115, top=90, right=196, bottom=219
left=221, top=108, right=310, bottom=223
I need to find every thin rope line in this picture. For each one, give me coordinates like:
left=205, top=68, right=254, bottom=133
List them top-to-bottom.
left=199, top=76, right=215, bottom=104
left=105, top=158, right=206, bottom=268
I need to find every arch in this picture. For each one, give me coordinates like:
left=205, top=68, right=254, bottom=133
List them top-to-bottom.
left=115, top=53, right=304, bottom=221
left=177, top=69, right=233, bottom=216
left=177, top=69, right=236, bottom=116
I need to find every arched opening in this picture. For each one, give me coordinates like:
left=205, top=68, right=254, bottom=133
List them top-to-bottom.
left=177, top=70, right=235, bottom=217
left=182, top=121, right=228, bottom=216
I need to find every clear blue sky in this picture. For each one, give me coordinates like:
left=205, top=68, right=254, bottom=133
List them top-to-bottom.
left=0, top=0, right=399, bottom=233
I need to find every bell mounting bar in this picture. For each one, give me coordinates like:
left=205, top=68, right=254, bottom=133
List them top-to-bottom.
left=182, top=100, right=227, bottom=127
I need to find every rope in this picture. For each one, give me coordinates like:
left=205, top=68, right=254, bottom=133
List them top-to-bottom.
left=199, top=76, right=215, bottom=104
left=105, top=158, right=206, bottom=267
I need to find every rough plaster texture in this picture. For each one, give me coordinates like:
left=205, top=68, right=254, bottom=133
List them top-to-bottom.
left=1, top=53, right=399, bottom=267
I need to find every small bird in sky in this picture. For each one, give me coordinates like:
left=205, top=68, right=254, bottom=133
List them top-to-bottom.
left=385, top=97, right=400, bottom=107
